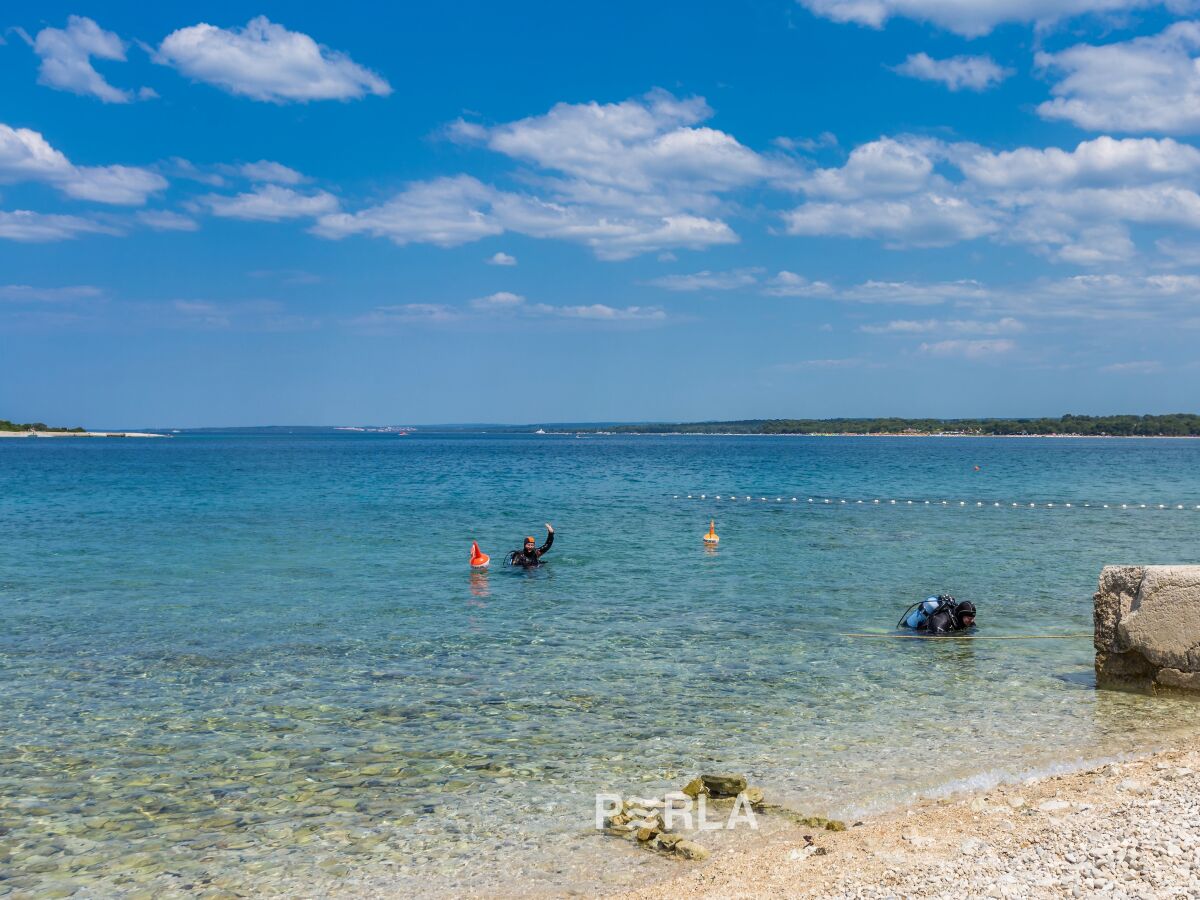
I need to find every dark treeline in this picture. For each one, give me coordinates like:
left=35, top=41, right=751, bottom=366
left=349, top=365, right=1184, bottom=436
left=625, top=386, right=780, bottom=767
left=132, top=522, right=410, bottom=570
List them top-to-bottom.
left=598, top=414, right=1200, bottom=436
left=0, top=419, right=85, bottom=433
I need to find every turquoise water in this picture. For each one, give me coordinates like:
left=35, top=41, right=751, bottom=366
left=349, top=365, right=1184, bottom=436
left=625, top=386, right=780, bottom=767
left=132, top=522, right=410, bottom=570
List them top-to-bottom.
left=3, top=433, right=1200, bottom=896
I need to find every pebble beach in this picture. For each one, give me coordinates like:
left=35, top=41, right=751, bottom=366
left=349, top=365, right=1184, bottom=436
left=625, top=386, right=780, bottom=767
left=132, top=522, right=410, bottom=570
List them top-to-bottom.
left=618, top=737, right=1200, bottom=900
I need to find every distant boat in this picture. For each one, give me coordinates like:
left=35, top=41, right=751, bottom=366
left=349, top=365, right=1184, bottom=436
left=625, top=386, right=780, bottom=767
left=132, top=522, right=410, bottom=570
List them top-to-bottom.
left=535, top=428, right=547, bottom=435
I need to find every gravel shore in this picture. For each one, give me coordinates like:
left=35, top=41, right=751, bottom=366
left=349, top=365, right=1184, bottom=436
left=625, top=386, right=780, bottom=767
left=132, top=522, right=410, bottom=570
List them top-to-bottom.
left=616, top=738, right=1200, bottom=899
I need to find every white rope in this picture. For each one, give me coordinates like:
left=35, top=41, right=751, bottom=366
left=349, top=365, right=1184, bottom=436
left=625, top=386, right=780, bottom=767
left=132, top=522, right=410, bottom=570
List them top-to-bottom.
left=673, top=494, right=1200, bottom=508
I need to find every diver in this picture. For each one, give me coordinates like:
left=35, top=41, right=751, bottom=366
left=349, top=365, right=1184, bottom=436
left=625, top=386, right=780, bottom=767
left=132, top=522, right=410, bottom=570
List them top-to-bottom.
left=508, top=523, right=554, bottom=568
left=898, top=595, right=977, bottom=634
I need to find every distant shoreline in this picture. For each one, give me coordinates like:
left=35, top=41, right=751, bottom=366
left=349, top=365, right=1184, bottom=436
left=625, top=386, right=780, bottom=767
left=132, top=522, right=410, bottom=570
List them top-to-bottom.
left=544, top=430, right=1200, bottom=439
left=0, top=431, right=167, bottom=439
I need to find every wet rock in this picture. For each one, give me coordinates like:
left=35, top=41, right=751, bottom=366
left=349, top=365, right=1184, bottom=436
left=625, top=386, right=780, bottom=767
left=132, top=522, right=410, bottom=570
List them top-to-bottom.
left=701, top=774, right=747, bottom=798
left=680, top=777, right=708, bottom=799
left=743, top=787, right=766, bottom=810
left=799, top=815, right=846, bottom=832
left=655, top=833, right=684, bottom=850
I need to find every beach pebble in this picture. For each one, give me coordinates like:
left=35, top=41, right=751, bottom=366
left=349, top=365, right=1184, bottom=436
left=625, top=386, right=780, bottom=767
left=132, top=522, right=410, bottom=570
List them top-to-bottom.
left=1038, top=800, right=1071, bottom=814
left=901, top=828, right=934, bottom=849
left=961, top=838, right=990, bottom=855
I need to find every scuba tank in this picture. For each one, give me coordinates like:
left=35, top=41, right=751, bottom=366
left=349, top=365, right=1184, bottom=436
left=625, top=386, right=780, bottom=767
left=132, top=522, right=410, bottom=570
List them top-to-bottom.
left=898, top=595, right=955, bottom=629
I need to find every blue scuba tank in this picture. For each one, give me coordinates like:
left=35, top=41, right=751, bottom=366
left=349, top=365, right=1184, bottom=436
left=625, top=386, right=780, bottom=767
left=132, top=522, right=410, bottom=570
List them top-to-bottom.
left=905, top=597, right=941, bottom=629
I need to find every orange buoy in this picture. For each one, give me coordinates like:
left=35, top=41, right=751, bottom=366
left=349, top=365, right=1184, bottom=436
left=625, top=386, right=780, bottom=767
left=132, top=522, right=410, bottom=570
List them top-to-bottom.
left=973, top=465, right=981, bottom=472
left=703, top=520, right=719, bottom=544
left=470, top=540, right=490, bottom=568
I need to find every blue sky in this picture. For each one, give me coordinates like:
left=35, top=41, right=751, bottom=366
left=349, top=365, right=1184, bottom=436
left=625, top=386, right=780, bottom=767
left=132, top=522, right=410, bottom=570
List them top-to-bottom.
left=3, top=2, right=1200, bottom=426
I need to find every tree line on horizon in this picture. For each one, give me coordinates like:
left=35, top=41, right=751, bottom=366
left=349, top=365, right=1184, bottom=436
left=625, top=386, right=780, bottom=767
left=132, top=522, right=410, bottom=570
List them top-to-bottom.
left=596, top=414, right=1200, bottom=436
left=0, top=419, right=85, bottom=433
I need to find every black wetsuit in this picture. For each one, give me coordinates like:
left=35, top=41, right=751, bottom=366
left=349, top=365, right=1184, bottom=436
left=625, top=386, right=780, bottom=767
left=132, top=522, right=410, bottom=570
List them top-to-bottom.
left=509, top=531, right=554, bottom=568
left=919, top=600, right=974, bottom=634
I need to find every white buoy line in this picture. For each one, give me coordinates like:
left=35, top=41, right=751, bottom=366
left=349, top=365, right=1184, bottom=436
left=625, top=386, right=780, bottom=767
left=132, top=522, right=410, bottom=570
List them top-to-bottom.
left=672, top=494, right=1199, bottom=510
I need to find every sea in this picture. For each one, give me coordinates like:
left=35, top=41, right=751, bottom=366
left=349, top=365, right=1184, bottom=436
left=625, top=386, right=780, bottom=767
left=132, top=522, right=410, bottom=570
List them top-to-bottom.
left=2, top=432, right=1199, bottom=896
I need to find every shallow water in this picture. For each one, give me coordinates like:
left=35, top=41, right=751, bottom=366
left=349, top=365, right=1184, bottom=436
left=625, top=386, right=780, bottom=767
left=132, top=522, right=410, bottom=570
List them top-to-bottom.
left=2, top=433, right=1199, bottom=896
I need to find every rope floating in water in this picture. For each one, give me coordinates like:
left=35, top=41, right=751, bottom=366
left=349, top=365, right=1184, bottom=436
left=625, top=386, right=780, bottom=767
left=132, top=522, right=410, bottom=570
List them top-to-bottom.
left=673, top=495, right=1198, bottom=510
left=835, top=632, right=1094, bottom=641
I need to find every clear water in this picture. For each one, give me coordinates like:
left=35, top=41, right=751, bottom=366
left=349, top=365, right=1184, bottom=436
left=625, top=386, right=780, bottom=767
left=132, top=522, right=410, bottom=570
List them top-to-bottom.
left=2, top=434, right=1200, bottom=897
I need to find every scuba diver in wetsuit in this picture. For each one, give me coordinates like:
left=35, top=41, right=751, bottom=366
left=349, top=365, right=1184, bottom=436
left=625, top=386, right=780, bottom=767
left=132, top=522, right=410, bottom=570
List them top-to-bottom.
left=508, top=524, right=554, bottom=568
left=899, top=596, right=977, bottom=634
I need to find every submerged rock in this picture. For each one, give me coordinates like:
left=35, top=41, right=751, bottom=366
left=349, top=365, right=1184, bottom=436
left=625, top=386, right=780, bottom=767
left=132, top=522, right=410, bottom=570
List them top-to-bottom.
left=700, top=774, right=747, bottom=798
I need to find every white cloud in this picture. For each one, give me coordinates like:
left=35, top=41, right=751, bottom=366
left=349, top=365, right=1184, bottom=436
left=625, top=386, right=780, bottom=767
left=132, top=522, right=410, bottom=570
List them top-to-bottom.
left=797, top=0, right=1182, bottom=37
left=33, top=16, right=138, bottom=103
left=155, top=16, right=392, bottom=103
left=1037, top=22, right=1200, bottom=133
left=892, top=53, right=1011, bottom=91
left=438, top=90, right=785, bottom=256
left=467, top=90, right=778, bottom=207
left=0, top=123, right=166, bottom=205
left=0, top=124, right=71, bottom=182
left=773, top=132, right=839, bottom=153
left=780, top=132, right=1200, bottom=259
left=957, top=136, right=1200, bottom=189
left=801, top=138, right=934, bottom=199
left=238, top=160, right=305, bottom=184
left=62, top=166, right=169, bottom=205
left=316, top=174, right=738, bottom=259
left=313, top=175, right=502, bottom=246
left=203, top=184, right=339, bottom=221
left=783, top=194, right=998, bottom=247
left=491, top=197, right=739, bottom=259
left=0, top=210, right=116, bottom=241
left=138, top=210, right=200, bottom=231
left=1052, top=224, right=1135, bottom=264
left=1156, top=236, right=1200, bottom=264
left=487, top=251, right=517, bottom=266
left=647, top=268, right=761, bottom=291
left=762, top=271, right=835, bottom=296
left=969, top=273, right=1200, bottom=320
left=839, top=279, right=993, bottom=305
left=0, top=284, right=102, bottom=302
left=474, top=290, right=665, bottom=320
left=469, top=291, right=526, bottom=309
left=350, top=293, right=665, bottom=330
left=165, top=298, right=317, bottom=332
left=531, top=303, right=665, bottom=320
left=350, top=304, right=458, bottom=330
left=860, top=317, right=1024, bottom=334
left=919, top=338, right=1016, bottom=359
left=771, top=358, right=866, bottom=371
left=1100, top=360, right=1164, bottom=373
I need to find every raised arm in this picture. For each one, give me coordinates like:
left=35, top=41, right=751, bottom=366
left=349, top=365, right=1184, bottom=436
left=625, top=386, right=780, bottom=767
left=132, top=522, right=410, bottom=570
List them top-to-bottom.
left=538, top=523, right=555, bottom=556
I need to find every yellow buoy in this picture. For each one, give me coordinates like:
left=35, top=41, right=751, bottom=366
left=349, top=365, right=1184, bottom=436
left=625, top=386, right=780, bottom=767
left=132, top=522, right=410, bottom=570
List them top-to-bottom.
left=703, top=520, right=719, bottom=544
